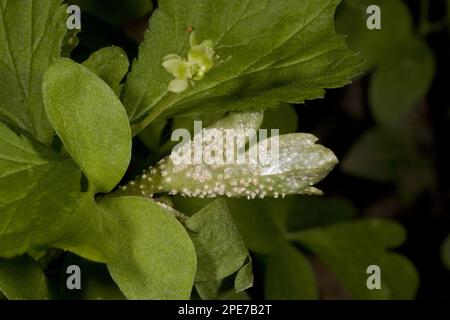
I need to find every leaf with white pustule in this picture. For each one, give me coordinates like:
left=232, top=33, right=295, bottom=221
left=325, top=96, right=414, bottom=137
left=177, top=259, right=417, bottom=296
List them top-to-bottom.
left=118, top=110, right=338, bottom=199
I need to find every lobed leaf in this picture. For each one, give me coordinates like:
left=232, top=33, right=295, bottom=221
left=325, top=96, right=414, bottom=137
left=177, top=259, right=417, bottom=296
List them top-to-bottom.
left=0, top=0, right=67, bottom=144
left=122, top=0, right=362, bottom=134
left=336, top=0, right=412, bottom=69
left=337, top=0, right=435, bottom=125
left=369, top=37, right=435, bottom=125
left=82, top=46, right=130, bottom=96
left=0, top=122, right=81, bottom=258
left=341, top=126, right=434, bottom=202
left=58, top=195, right=197, bottom=300
left=102, top=196, right=197, bottom=300
left=226, top=198, right=288, bottom=254
left=185, top=199, right=248, bottom=282
left=289, top=219, right=419, bottom=299
left=264, top=243, right=318, bottom=300
left=0, top=256, right=49, bottom=300
left=194, top=256, right=253, bottom=300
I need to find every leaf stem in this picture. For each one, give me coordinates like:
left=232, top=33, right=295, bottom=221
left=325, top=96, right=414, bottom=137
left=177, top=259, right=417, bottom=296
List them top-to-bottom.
left=131, top=94, right=179, bottom=136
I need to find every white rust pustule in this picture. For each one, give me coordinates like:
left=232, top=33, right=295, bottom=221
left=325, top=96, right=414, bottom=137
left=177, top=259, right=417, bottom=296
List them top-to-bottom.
left=118, top=111, right=338, bottom=199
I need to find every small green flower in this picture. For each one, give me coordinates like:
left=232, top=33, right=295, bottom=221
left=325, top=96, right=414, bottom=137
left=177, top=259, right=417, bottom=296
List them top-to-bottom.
left=162, top=32, right=216, bottom=93
left=188, top=34, right=215, bottom=80
left=162, top=54, right=190, bottom=93
left=162, top=55, right=190, bottom=79
left=167, top=79, right=189, bottom=93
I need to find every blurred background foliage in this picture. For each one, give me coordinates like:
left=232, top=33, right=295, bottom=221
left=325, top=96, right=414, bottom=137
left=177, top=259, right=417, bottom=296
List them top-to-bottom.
left=59, top=0, right=450, bottom=300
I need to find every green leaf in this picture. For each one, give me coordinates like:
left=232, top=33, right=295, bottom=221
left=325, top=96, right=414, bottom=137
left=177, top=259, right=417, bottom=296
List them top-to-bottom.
left=0, top=0, right=67, bottom=144
left=122, top=0, right=361, bottom=133
left=336, top=0, right=413, bottom=69
left=337, top=1, right=435, bottom=125
left=369, top=37, right=435, bottom=125
left=82, top=46, right=130, bottom=96
left=43, top=58, right=132, bottom=193
left=119, top=111, right=337, bottom=198
left=128, top=111, right=335, bottom=200
left=0, top=122, right=81, bottom=258
left=341, top=126, right=434, bottom=202
left=342, top=127, right=405, bottom=182
left=121, top=132, right=338, bottom=198
left=173, top=185, right=304, bottom=262
left=54, top=193, right=112, bottom=264
left=57, top=194, right=197, bottom=299
left=229, top=196, right=297, bottom=237
left=286, top=196, right=357, bottom=231
left=101, top=197, right=196, bottom=300
left=257, top=197, right=297, bottom=233
left=226, top=198, right=287, bottom=254
left=185, top=199, right=248, bottom=281
left=290, top=219, right=419, bottom=299
left=442, top=234, right=450, bottom=271
left=264, top=243, right=318, bottom=300
left=380, top=253, right=420, bottom=300
left=0, top=256, right=49, bottom=300
left=194, top=256, right=253, bottom=300
left=234, top=256, right=254, bottom=293
left=194, top=280, right=226, bottom=300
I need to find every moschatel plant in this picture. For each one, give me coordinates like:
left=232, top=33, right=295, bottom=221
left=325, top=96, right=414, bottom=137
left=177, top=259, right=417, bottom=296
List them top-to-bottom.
left=0, top=0, right=418, bottom=300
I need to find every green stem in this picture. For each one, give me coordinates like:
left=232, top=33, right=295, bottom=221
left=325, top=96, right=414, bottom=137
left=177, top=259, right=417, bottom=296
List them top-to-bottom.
left=131, top=94, right=179, bottom=137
